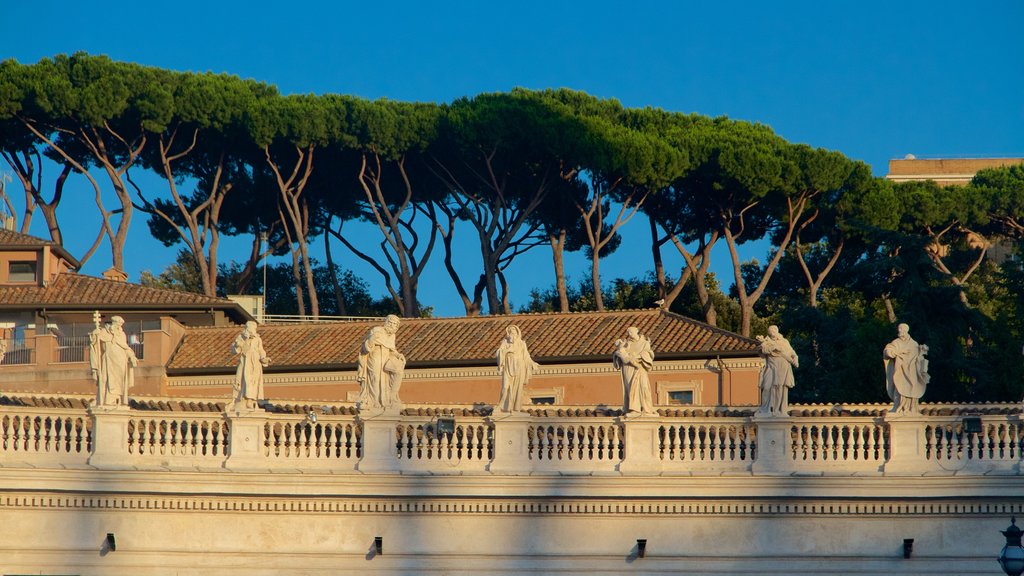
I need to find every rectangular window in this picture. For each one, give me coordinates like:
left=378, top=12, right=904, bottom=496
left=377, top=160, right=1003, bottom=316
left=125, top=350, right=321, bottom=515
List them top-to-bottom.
left=8, top=261, right=37, bottom=283
left=667, top=390, right=694, bottom=405
left=530, top=396, right=556, bottom=405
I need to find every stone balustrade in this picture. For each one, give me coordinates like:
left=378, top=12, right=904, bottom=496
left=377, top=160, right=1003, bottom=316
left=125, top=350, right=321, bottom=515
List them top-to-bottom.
left=1, top=401, right=1021, bottom=476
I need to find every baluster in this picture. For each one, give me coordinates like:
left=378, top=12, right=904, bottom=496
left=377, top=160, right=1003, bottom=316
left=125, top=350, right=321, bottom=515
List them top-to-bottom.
left=0, top=415, right=8, bottom=451
left=15, top=415, right=25, bottom=451
left=54, top=417, right=65, bottom=453
left=184, top=420, right=195, bottom=456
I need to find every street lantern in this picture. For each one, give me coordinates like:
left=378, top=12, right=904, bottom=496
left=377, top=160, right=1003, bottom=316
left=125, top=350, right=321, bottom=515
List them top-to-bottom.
left=998, top=517, right=1024, bottom=576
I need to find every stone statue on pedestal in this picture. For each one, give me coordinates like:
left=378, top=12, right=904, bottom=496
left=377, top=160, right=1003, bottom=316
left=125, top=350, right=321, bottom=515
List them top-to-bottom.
left=89, top=312, right=137, bottom=407
left=357, top=315, right=406, bottom=413
left=232, top=321, right=270, bottom=411
left=884, top=323, right=929, bottom=415
left=496, top=325, right=540, bottom=414
left=756, top=325, right=798, bottom=417
left=613, top=327, right=656, bottom=416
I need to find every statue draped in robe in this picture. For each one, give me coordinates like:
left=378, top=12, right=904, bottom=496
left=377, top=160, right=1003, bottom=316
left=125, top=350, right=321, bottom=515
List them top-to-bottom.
left=89, top=315, right=137, bottom=407
left=357, top=315, right=406, bottom=413
left=233, top=321, right=270, bottom=410
left=884, top=323, right=929, bottom=414
left=496, top=325, right=540, bottom=413
left=757, top=325, right=799, bottom=417
left=613, top=327, right=655, bottom=416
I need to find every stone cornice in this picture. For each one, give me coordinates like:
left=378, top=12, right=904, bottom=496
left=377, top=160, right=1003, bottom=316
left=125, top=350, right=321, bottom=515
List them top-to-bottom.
left=2, top=489, right=1022, bottom=518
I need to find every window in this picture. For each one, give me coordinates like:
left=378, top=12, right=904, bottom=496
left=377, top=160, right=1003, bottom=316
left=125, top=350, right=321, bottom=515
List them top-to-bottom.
left=8, top=261, right=37, bottom=283
left=656, top=381, right=701, bottom=406
left=667, top=390, right=694, bottom=405
left=531, top=396, right=556, bottom=405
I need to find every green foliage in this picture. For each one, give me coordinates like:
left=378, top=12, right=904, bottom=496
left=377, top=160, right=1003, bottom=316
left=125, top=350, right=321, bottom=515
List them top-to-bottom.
left=6, top=53, right=1024, bottom=403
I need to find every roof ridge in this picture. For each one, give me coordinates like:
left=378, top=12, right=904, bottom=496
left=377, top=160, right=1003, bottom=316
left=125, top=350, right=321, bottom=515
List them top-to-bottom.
left=657, top=309, right=760, bottom=343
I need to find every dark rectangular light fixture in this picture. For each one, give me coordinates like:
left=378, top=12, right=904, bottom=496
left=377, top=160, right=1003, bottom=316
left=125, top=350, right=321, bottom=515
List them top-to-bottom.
left=962, top=416, right=983, bottom=435
left=436, top=417, right=456, bottom=436
left=106, top=533, right=116, bottom=552
left=374, top=536, right=383, bottom=556
left=903, top=538, right=913, bottom=559
left=637, top=539, right=647, bottom=558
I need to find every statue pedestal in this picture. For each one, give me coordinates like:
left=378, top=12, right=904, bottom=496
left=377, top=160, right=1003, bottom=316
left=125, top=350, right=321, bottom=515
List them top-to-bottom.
left=87, top=405, right=134, bottom=470
left=224, top=409, right=269, bottom=471
left=356, top=413, right=401, bottom=474
left=488, top=413, right=531, bottom=475
left=883, top=413, right=931, bottom=476
left=750, top=414, right=792, bottom=475
left=618, top=416, right=663, bottom=475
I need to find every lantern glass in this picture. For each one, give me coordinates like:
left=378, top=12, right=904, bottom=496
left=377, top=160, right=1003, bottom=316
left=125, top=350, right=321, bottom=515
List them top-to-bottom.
left=999, top=544, right=1024, bottom=576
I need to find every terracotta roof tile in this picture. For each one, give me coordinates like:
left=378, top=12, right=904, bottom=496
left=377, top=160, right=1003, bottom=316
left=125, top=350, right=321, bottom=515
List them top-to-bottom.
left=0, top=229, right=80, bottom=268
left=0, top=229, right=59, bottom=247
left=0, top=273, right=244, bottom=310
left=168, top=309, right=759, bottom=372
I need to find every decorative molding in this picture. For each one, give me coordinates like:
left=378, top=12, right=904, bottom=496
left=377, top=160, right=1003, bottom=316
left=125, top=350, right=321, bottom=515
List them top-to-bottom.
left=2, top=492, right=1022, bottom=518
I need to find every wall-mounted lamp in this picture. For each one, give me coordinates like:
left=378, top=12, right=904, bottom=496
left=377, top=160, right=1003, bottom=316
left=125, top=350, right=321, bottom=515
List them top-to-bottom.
left=307, top=410, right=317, bottom=423
left=962, top=416, right=983, bottom=434
left=436, top=417, right=456, bottom=436
left=998, top=517, right=1024, bottom=576
left=105, top=533, right=116, bottom=552
left=374, top=536, right=383, bottom=556
left=636, top=538, right=647, bottom=558
left=903, top=538, right=914, bottom=559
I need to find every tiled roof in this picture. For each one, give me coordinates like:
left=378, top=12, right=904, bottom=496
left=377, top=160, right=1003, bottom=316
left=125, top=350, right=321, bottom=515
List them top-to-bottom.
left=0, top=228, right=58, bottom=247
left=0, top=229, right=80, bottom=268
left=0, top=273, right=246, bottom=311
left=168, top=309, right=759, bottom=372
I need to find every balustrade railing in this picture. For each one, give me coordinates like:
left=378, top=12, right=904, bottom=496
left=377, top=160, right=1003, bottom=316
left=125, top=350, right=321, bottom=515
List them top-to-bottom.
left=0, top=402, right=1019, bottom=475
left=0, top=408, right=91, bottom=463
left=127, top=414, right=229, bottom=458
left=396, top=416, right=492, bottom=470
left=263, top=417, right=362, bottom=461
left=790, top=417, right=888, bottom=464
left=925, top=417, right=1024, bottom=463
left=528, top=418, right=623, bottom=467
left=659, top=418, right=756, bottom=467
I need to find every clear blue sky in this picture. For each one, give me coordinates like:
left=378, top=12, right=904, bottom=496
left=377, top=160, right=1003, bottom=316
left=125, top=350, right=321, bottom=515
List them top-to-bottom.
left=4, top=0, right=1023, bottom=316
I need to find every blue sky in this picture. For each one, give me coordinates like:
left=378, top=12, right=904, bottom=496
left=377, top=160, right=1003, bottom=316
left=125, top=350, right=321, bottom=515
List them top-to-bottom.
left=4, top=0, right=1023, bottom=316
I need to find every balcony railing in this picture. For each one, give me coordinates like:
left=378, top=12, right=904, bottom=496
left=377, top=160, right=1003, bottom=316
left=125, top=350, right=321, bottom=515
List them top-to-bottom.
left=0, top=401, right=1020, bottom=476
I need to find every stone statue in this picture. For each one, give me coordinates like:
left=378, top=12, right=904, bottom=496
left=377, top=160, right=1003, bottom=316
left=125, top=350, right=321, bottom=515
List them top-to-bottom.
left=89, top=313, right=137, bottom=407
left=356, top=315, right=406, bottom=413
left=232, top=321, right=270, bottom=410
left=883, top=323, right=930, bottom=415
left=496, top=325, right=540, bottom=413
left=756, top=325, right=799, bottom=417
left=612, top=327, right=656, bottom=416
left=0, top=338, right=6, bottom=364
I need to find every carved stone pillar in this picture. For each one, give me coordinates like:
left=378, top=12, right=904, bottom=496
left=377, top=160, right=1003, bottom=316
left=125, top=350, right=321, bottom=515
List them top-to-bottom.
left=87, top=405, right=134, bottom=470
left=224, top=408, right=268, bottom=471
left=356, top=413, right=401, bottom=474
left=488, top=413, right=531, bottom=475
left=883, top=413, right=931, bottom=475
left=751, top=414, right=793, bottom=475
left=618, top=416, right=663, bottom=475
